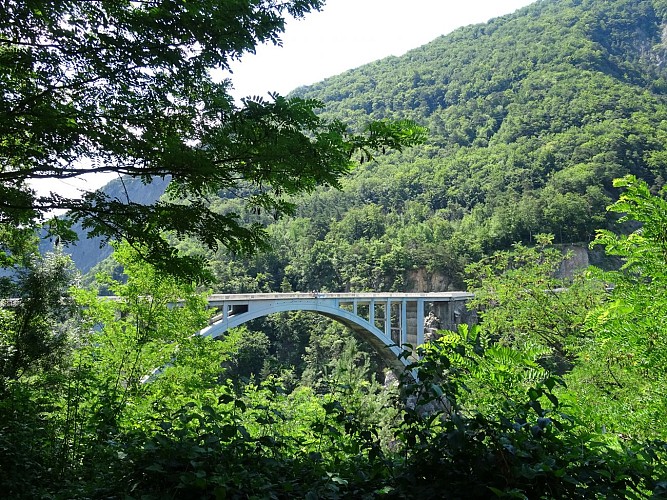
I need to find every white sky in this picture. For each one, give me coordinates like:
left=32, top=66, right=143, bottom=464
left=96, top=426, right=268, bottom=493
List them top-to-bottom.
left=35, top=0, right=535, bottom=199
left=226, top=0, right=536, bottom=100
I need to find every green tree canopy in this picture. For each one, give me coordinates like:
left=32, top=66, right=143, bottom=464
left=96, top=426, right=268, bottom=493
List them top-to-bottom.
left=0, top=0, right=425, bottom=278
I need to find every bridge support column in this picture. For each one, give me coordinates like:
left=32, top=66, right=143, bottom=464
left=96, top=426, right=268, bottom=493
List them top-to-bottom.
left=369, top=299, right=375, bottom=329
left=385, top=299, right=391, bottom=338
left=416, top=299, right=425, bottom=346
left=401, top=300, right=407, bottom=347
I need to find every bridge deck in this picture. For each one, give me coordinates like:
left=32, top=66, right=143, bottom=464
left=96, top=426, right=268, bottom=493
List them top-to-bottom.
left=40, top=291, right=473, bottom=373
left=206, top=291, right=472, bottom=304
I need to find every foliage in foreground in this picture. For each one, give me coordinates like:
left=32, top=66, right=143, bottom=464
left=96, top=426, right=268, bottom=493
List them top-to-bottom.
left=4, top=176, right=667, bottom=497
left=564, top=176, right=667, bottom=440
left=465, top=233, right=605, bottom=374
left=3, top=319, right=664, bottom=499
left=392, top=328, right=666, bottom=499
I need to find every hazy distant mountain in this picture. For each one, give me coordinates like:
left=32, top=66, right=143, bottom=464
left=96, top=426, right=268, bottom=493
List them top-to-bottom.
left=45, top=176, right=169, bottom=274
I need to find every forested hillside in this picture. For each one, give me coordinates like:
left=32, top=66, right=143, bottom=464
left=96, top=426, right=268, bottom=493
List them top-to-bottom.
left=202, top=0, right=667, bottom=293
left=4, top=1, right=667, bottom=497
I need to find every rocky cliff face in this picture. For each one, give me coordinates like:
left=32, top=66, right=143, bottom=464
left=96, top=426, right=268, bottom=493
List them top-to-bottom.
left=407, top=243, right=601, bottom=292
left=557, top=245, right=590, bottom=278
left=405, top=268, right=457, bottom=292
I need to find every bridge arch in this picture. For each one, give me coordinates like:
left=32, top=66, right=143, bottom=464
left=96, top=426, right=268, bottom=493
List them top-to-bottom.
left=198, top=293, right=473, bottom=374
left=200, top=302, right=405, bottom=372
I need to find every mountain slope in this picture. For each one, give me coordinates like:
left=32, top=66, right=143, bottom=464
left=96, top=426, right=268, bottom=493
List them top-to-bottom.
left=80, top=0, right=667, bottom=292
left=283, top=0, right=667, bottom=250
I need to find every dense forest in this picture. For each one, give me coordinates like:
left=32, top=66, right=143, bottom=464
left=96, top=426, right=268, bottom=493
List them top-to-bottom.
left=3, top=0, right=667, bottom=497
left=214, top=0, right=667, bottom=294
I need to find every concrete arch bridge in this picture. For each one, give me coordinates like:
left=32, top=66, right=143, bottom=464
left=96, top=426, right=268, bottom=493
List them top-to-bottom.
left=200, top=292, right=474, bottom=373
